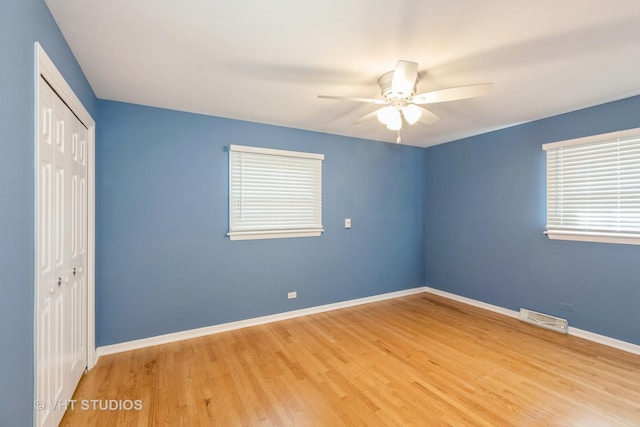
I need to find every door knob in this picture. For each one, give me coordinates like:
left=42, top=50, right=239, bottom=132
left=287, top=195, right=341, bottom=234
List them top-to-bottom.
left=72, top=267, right=82, bottom=276
left=57, top=276, right=68, bottom=286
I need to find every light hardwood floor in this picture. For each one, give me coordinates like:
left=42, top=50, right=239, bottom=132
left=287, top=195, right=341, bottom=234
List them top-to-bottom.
left=61, top=293, right=640, bottom=426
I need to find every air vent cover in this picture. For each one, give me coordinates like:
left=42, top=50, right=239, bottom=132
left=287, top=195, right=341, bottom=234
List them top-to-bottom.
left=518, top=308, right=568, bottom=334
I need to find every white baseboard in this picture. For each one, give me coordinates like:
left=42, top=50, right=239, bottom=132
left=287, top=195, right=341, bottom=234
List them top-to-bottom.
left=95, top=285, right=640, bottom=361
left=96, top=286, right=427, bottom=359
left=424, top=286, right=640, bottom=356
left=424, top=287, right=520, bottom=319
left=566, top=327, right=640, bottom=355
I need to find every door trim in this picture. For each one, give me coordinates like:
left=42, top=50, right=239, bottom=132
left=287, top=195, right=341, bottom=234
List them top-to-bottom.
left=34, top=42, right=96, bottom=394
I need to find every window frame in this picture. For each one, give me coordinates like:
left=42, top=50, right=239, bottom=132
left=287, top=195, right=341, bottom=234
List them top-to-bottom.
left=542, top=127, right=640, bottom=246
left=227, top=144, right=324, bottom=241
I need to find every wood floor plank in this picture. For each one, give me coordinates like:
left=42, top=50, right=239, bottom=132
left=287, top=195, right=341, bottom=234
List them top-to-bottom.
left=61, top=293, right=640, bottom=426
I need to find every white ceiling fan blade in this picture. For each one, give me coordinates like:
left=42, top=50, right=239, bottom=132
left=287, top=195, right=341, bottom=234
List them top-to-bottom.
left=391, top=60, right=418, bottom=97
left=412, top=83, right=492, bottom=105
left=318, top=95, right=388, bottom=105
left=415, top=106, right=440, bottom=125
left=351, top=109, right=381, bottom=124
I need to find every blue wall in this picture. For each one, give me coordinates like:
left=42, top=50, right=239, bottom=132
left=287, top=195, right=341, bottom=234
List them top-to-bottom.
left=0, top=1, right=96, bottom=425
left=425, top=95, right=640, bottom=345
left=96, top=100, right=426, bottom=346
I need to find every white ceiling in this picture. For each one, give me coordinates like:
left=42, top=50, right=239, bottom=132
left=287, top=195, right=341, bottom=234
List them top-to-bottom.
left=45, top=0, right=640, bottom=147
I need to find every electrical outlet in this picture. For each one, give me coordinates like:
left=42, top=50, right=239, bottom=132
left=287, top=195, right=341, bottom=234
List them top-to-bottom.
left=344, top=218, right=351, bottom=229
left=288, top=291, right=297, bottom=299
left=559, top=303, right=573, bottom=312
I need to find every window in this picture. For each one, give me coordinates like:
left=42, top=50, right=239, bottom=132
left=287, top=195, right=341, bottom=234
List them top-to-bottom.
left=543, top=127, right=640, bottom=245
left=228, top=144, right=324, bottom=240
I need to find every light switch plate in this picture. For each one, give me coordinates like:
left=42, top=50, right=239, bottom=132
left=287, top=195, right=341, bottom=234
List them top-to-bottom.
left=345, top=218, right=351, bottom=228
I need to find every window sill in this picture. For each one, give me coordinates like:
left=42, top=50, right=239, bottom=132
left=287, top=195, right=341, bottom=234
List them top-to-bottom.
left=228, top=229, right=324, bottom=241
left=545, top=230, right=640, bottom=246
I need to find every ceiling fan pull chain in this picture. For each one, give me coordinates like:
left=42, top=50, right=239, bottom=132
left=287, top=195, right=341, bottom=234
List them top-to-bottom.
left=396, top=130, right=402, bottom=144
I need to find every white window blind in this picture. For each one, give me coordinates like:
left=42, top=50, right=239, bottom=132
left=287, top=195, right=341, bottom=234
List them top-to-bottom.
left=543, top=127, right=640, bottom=245
left=228, top=144, right=324, bottom=240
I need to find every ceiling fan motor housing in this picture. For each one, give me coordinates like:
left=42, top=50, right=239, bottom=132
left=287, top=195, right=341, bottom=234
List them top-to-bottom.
left=378, top=70, right=418, bottom=100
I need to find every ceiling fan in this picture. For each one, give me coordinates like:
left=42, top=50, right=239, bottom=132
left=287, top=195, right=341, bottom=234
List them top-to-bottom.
left=318, top=60, right=492, bottom=143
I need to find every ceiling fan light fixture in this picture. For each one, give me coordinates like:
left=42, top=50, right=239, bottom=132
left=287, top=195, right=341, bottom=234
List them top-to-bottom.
left=401, top=104, right=422, bottom=125
left=376, top=106, right=397, bottom=125
left=386, top=113, right=402, bottom=131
